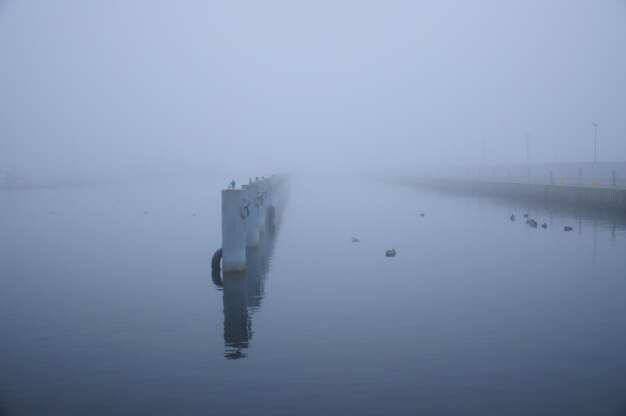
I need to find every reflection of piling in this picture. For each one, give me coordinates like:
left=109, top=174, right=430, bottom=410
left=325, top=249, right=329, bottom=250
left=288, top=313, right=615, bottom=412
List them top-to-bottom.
left=218, top=219, right=279, bottom=360
left=245, top=247, right=263, bottom=310
left=222, top=272, right=250, bottom=359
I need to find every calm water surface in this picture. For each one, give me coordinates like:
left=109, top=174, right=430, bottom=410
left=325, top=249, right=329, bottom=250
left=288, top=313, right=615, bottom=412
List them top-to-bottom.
left=1, top=176, right=626, bottom=415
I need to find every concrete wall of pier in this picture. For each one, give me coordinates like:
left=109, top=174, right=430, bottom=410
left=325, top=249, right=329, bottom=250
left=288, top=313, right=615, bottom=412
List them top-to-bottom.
left=400, top=161, right=626, bottom=209
left=406, top=177, right=626, bottom=209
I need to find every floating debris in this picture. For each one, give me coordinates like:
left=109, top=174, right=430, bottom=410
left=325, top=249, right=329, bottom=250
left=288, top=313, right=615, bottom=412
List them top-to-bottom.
left=420, top=213, right=425, bottom=217
left=523, top=213, right=529, bottom=218
left=510, top=214, right=516, bottom=221
left=526, top=219, right=538, bottom=228
left=541, top=223, right=547, bottom=229
left=564, top=226, right=573, bottom=232
left=351, top=237, right=360, bottom=243
left=385, top=249, right=397, bottom=257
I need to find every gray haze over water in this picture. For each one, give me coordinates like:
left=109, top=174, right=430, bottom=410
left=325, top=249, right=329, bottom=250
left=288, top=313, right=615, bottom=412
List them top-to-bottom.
left=1, top=1, right=626, bottom=182
left=2, top=2, right=626, bottom=415
left=1, top=177, right=626, bottom=415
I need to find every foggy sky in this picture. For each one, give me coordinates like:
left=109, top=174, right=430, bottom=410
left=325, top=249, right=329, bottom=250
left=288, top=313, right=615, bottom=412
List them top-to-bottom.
left=1, top=1, right=625, bottom=182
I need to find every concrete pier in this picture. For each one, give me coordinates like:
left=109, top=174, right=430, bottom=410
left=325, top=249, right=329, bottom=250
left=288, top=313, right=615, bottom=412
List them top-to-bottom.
left=398, top=162, right=626, bottom=210
left=220, top=175, right=288, bottom=273
left=403, top=177, right=626, bottom=209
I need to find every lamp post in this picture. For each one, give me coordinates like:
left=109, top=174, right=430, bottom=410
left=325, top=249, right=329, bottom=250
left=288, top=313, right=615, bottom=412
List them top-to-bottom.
left=502, top=119, right=508, bottom=164
left=591, top=122, right=597, bottom=163
left=525, top=133, right=530, bottom=182
left=482, top=140, right=486, bottom=165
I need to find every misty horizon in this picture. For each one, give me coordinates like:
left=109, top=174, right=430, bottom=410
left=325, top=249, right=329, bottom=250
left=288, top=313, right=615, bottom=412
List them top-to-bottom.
left=1, top=1, right=626, bottom=182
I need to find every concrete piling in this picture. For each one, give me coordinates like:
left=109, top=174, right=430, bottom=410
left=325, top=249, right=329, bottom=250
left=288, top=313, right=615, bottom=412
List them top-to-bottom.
left=220, top=175, right=288, bottom=273
left=257, top=182, right=267, bottom=233
left=242, top=184, right=260, bottom=247
left=221, top=189, right=247, bottom=272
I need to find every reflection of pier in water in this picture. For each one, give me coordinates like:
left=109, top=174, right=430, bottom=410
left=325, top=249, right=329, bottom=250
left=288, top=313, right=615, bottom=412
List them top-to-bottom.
left=212, top=225, right=278, bottom=359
